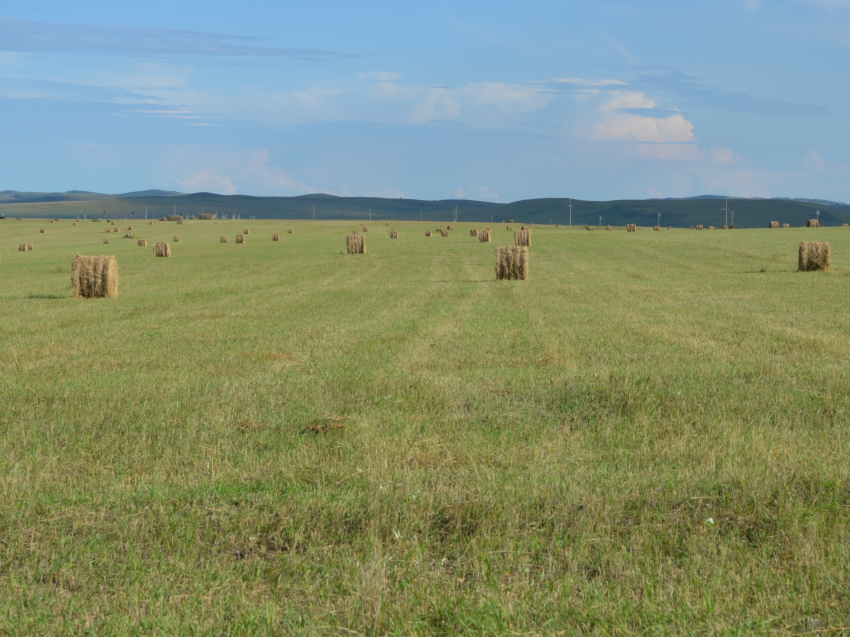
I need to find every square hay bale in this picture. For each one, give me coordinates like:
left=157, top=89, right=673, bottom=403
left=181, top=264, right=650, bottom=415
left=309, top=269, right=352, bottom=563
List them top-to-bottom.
left=167, top=215, right=182, bottom=222
left=159, top=217, right=168, bottom=221
left=807, top=219, right=820, bottom=228
left=50, top=220, right=54, bottom=224
left=149, top=221, right=153, bottom=225
left=769, top=221, right=779, bottom=228
left=73, top=222, right=77, bottom=226
left=385, top=222, right=389, bottom=226
left=783, top=223, right=790, bottom=228
left=844, top=223, right=849, bottom=227
left=627, top=224, right=637, bottom=232
left=506, top=225, right=512, bottom=230
left=653, top=225, right=660, bottom=231
left=695, top=225, right=704, bottom=230
left=127, top=226, right=133, bottom=231
left=362, top=226, right=369, bottom=232
left=708, top=226, right=716, bottom=230
left=113, top=227, right=119, bottom=233
left=40, top=228, right=46, bottom=233
left=105, top=228, right=112, bottom=233
left=288, top=228, right=293, bottom=234
left=389, top=229, right=398, bottom=238
left=441, top=229, right=449, bottom=237
left=470, top=229, right=479, bottom=236
left=479, top=229, right=491, bottom=242
left=514, top=229, right=531, bottom=246
left=425, top=230, right=432, bottom=236
left=273, top=233, right=280, bottom=241
left=235, top=234, right=244, bottom=244
left=347, top=234, right=366, bottom=254
left=172, top=235, right=181, bottom=242
left=220, top=236, right=227, bottom=243
left=103, top=238, right=109, bottom=244
left=138, top=239, right=147, bottom=246
left=799, top=241, right=830, bottom=271
left=153, top=242, right=171, bottom=257
left=495, top=246, right=529, bottom=280
left=71, top=255, right=118, bottom=298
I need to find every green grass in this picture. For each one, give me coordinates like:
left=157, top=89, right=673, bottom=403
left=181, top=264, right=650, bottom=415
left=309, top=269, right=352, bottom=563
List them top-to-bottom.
left=2, top=220, right=850, bottom=635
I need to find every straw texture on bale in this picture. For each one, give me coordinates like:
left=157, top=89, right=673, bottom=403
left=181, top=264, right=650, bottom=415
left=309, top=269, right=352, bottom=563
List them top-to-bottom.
left=199, top=214, right=214, bottom=220
left=167, top=215, right=182, bottom=222
left=159, top=217, right=167, bottom=221
left=807, top=219, right=820, bottom=228
left=149, top=221, right=153, bottom=225
left=769, top=221, right=779, bottom=229
left=73, top=222, right=77, bottom=226
left=385, top=222, right=389, bottom=226
left=783, top=223, right=790, bottom=228
left=626, top=224, right=637, bottom=232
left=447, top=225, right=454, bottom=231
left=506, top=225, right=512, bottom=230
left=586, top=225, right=594, bottom=231
left=606, top=225, right=612, bottom=231
left=653, top=225, right=660, bottom=231
left=696, top=225, right=704, bottom=230
left=722, top=225, right=729, bottom=229
left=127, top=226, right=132, bottom=231
left=362, top=226, right=369, bottom=233
left=709, top=226, right=715, bottom=230
left=113, top=227, right=119, bottom=233
left=40, top=228, right=46, bottom=233
left=105, top=228, right=112, bottom=233
left=243, top=228, right=249, bottom=234
left=288, top=228, right=293, bottom=234
left=389, top=229, right=398, bottom=239
left=440, top=229, right=448, bottom=237
left=470, top=229, right=479, bottom=236
left=479, top=229, right=491, bottom=242
left=514, top=229, right=531, bottom=246
left=425, top=230, right=432, bottom=236
left=235, top=234, right=244, bottom=244
left=272, top=234, right=280, bottom=241
left=347, top=234, right=366, bottom=254
left=173, top=236, right=181, bottom=242
left=220, top=236, right=227, bottom=243
left=103, top=238, right=109, bottom=244
left=138, top=239, right=147, bottom=246
left=799, top=241, right=830, bottom=271
left=153, top=242, right=171, bottom=257
left=26, top=243, right=33, bottom=250
left=18, top=244, right=26, bottom=252
left=495, top=246, right=529, bottom=281
left=71, top=255, right=118, bottom=298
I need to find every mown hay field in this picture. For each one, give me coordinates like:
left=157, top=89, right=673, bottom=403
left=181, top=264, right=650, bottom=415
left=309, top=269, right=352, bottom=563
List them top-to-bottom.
left=2, top=219, right=850, bottom=635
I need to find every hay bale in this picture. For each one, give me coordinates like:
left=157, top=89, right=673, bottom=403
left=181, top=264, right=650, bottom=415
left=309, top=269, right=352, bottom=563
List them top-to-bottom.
left=199, top=214, right=213, bottom=220
left=167, top=215, right=183, bottom=222
left=159, top=217, right=167, bottom=222
left=807, top=219, right=820, bottom=228
left=50, top=220, right=54, bottom=224
left=149, top=221, right=153, bottom=225
left=769, top=221, right=779, bottom=228
left=73, top=222, right=77, bottom=226
left=385, top=222, right=389, bottom=226
left=783, top=223, right=790, bottom=228
left=627, top=224, right=637, bottom=232
left=844, top=224, right=849, bottom=227
left=447, top=225, right=454, bottom=230
left=506, top=225, right=512, bottom=230
left=586, top=225, right=594, bottom=231
left=606, top=225, right=612, bottom=231
left=653, top=225, right=660, bottom=231
left=696, top=225, right=704, bottom=230
left=722, top=225, right=729, bottom=229
left=127, top=226, right=133, bottom=231
left=362, top=226, right=369, bottom=233
left=113, top=227, right=119, bottom=233
left=40, top=228, right=46, bottom=233
left=105, top=228, right=111, bottom=233
left=243, top=228, right=249, bottom=234
left=288, top=228, right=293, bottom=234
left=389, top=229, right=398, bottom=239
left=439, top=229, right=448, bottom=237
left=470, top=229, right=479, bottom=236
left=479, top=229, right=491, bottom=242
left=514, top=229, right=531, bottom=246
left=425, top=230, right=432, bottom=236
left=272, top=233, right=280, bottom=241
left=235, top=234, right=244, bottom=244
left=347, top=234, right=366, bottom=254
left=173, top=236, right=180, bottom=242
left=220, top=236, right=227, bottom=243
left=103, top=238, right=109, bottom=244
left=138, top=239, right=147, bottom=246
left=799, top=241, right=830, bottom=271
left=153, top=242, right=171, bottom=257
left=26, top=243, right=33, bottom=251
left=18, top=244, right=26, bottom=252
left=495, top=246, right=529, bottom=281
left=71, top=255, right=118, bottom=298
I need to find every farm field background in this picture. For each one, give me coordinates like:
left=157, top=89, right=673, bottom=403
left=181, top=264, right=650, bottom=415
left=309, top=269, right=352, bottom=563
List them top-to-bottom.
left=2, top=219, right=850, bottom=635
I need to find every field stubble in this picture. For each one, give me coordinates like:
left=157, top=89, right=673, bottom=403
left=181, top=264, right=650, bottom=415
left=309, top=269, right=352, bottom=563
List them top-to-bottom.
left=1, top=220, right=850, bottom=635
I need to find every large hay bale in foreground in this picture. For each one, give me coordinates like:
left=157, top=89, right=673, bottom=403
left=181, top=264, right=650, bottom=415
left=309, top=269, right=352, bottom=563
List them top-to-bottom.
left=807, top=219, right=820, bottom=228
left=769, top=221, right=779, bottom=229
left=783, top=223, right=790, bottom=228
left=627, top=224, right=637, bottom=232
left=389, top=229, right=398, bottom=239
left=470, top=229, right=479, bottom=236
left=514, top=229, right=531, bottom=246
left=272, top=233, right=280, bottom=241
left=235, top=234, right=244, bottom=244
left=347, top=234, right=366, bottom=254
left=220, top=236, right=227, bottom=243
left=138, top=239, right=147, bottom=246
left=799, top=241, right=830, bottom=271
left=153, top=242, right=171, bottom=257
left=495, top=246, right=529, bottom=280
left=71, top=255, right=118, bottom=298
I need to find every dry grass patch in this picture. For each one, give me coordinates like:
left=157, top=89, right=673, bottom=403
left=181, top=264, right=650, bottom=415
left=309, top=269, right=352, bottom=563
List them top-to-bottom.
left=71, top=255, right=118, bottom=298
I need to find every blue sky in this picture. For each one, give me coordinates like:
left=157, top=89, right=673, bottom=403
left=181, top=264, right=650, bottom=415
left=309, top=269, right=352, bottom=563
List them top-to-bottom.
left=1, top=0, right=848, bottom=202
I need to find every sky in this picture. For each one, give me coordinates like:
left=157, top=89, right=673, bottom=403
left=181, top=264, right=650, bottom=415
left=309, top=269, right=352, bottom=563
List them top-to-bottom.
left=1, top=0, right=849, bottom=202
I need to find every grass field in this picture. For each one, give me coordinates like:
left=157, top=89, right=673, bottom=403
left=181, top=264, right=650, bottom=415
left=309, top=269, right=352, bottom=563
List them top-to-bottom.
left=2, top=219, right=850, bottom=635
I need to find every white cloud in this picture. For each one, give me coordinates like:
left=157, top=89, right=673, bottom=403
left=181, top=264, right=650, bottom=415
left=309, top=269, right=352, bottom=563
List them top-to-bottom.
left=554, top=77, right=627, bottom=87
left=590, top=91, right=695, bottom=143
left=802, top=148, right=849, bottom=173
left=451, top=185, right=500, bottom=201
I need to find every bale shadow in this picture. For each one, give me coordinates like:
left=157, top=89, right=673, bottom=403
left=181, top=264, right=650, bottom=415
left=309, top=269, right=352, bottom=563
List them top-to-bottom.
left=27, top=293, right=66, bottom=299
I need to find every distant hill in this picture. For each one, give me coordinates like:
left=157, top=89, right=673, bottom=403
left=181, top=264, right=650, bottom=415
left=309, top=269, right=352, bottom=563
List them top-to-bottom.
left=1, top=191, right=848, bottom=228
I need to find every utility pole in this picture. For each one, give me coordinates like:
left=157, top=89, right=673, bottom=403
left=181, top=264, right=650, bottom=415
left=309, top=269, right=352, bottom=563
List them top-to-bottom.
left=568, top=199, right=573, bottom=226
left=723, top=200, right=729, bottom=227
left=173, top=202, right=176, bottom=218
left=312, top=204, right=316, bottom=221
left=145, top=206, right=147, bottom=219
left=454, top=206, right=458, bottom=223
left=369, top=209, right=372, bottom=222
left=731, top=209, right=734, bottom=227
left=816, top=209, right=821, bottom=224
left=657, top=211, right=661, bottom=227
left=600, top=215, right=603, bottom=227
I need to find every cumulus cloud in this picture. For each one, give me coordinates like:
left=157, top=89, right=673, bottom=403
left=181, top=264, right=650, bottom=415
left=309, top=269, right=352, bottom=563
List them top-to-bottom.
left=591, top=91, right=695, bottom=143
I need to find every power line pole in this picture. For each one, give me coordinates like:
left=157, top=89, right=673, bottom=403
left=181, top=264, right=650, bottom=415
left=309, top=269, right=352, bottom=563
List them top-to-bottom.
left=568, top=199, right=573, bottom=226
left=312, top=204, right=316, bottom=221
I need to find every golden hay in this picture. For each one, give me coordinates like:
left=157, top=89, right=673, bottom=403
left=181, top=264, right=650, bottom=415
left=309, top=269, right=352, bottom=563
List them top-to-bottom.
left=199, top=214, right=214, bottom=220
left=167, top=215, right=182, bottom=222
left=159, top=217, right=167, bottom=221
left=807, top=219, right=820, bottom=228
left=50, top=220, right=54, bottom=224
left=149, top=221, right=153, bottom=225
left=769, top=221, right=779, bottom=228
left=72, top=222, right=77, bottom=226
left=385, top=222, right=389, bottom=226
left=783, top=223, right=790, bottom=228
left=844, top=223, right=849, bottom=227
left=626, top=224, right=637, bottom=232
left=127, top=225, right=133, bottom=231
left=447, top=225, right=454, bottom=230
left=506, top=225, right=512, bottom=230
left=586, top=225, right=594, bottom=231
left=606, top=225, right=612, bottom=231
left=653, top=225, right=660, bottom=231
left=696, top=225, right=704, bottom=230
left=722, top=225, right=729, bottom=229
left=362, top=226, right=369, bottom=232
left=708, top=226, right=715, bottom=230
left=113, top=227, right=119, bottom=233
left=40, top=228, right=46, bottom=233
left=105, top=228, right=111, bottom=233
left=243, top=228, right=249, bottom=234
left=288, top=228, right=293, bottom=234
left=389, top=229, right=398, bottom=238
left=441, top=229, right=449, bottom=237
left=470, top=229, right=479, bottom=236
left=479, top=229, right=491, bottom=242
left=514, top=229, right=531, bottom=246
left=425, top=230, right=432, bottom=236
left=272, top=233, right=280, bottom=241
left=235, top=234, right=244, bottom=244
left=347, top=234, right=366, bottom=254
left=173, top=235, right=180, bottom=242
left=220, top=236, right=227, bottom=243
left=103, top=238, right=109, bottom=244
left=138, top=239, right=147, bottom=246
left=798, top=241, right=830, bottom=271
left=153, top=242, right=171, bottom=257
left=26, top=243, right=33, bottom=251
left=18, top=244, right=26, bottom=252
left=495, top=246, right=529, bottom=281
left=71, top=255, right=118, bottom=298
